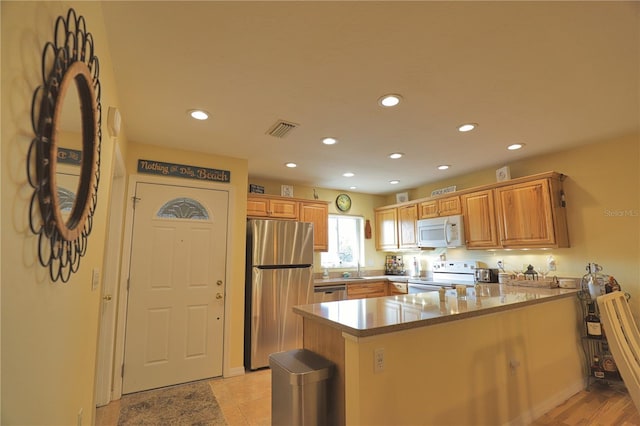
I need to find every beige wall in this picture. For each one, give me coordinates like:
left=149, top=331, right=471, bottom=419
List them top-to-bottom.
left=1, top=2, right=124, bottom=424
left=124, top=142, right=248, bottom=375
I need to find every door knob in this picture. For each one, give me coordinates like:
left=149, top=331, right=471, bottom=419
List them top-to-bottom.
left=217, top=280, right=223, bottom=286
left=216, top=293, right=223, bottom=300
left=103, top=295, right=112, bottom=301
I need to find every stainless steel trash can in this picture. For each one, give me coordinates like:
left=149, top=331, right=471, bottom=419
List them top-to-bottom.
left=269, top=349, right=334, bottom=426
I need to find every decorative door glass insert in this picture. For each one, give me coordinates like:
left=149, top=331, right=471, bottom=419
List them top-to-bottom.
left=157, top=198, right=209, bottom=220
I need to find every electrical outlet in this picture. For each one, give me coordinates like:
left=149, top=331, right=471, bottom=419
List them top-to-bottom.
left=374, top=348, right=385, bottom=373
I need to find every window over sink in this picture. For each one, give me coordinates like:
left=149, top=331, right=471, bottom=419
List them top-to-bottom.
left=321, top=215, right=364, bottom=268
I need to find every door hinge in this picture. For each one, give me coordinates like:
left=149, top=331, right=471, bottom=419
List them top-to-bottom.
left=132, top=195, right=141, bottom=209
left=127, top=277, right=130, bottom=291
left=121, top=364, right=125, bottom=378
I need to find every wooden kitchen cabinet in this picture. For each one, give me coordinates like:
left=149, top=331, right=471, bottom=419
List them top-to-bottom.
left=373, top=171, right=570, bottom=251
left=494, top=177, right=569, bottom=248
left=461, top=189, right=501, bottom=249
left=247, top=194, right=330, bottom=251
left=247, top=196, right=298, bottom=219
left=419, top=196, right=461, bottom=219
left=300, top=201, right=329, bottom=251
left=375, top=204, right=418, bottom=251
left=398, top=204, right=418, bottom=249
left=375, top=207, right=399, bottom=251
left=347, top=281, right=387, bottom=299
left=388, top=281, right=408, bottom=295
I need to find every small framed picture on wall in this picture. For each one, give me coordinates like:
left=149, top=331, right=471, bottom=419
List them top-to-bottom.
left=281, top=185, right=294, bottom=197
left=396, top=192, right=409, bottom=203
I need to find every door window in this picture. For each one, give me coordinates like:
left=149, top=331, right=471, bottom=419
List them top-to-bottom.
left=157, top=197, right=209, bottom=220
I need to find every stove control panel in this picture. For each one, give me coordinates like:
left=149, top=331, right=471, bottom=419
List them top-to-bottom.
left=432, top=260, right=479, bottom=274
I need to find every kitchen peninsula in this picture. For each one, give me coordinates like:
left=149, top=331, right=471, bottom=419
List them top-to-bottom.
left=294, top=284, right=584, bottom=426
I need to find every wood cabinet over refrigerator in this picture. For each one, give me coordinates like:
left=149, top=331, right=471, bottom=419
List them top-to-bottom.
left=247, top=194, right=329, bottom=251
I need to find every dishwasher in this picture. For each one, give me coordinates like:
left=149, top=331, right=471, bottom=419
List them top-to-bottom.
left=313, top=284, right=346, bottom=303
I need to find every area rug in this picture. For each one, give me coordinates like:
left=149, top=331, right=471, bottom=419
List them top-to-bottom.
left=117, top=381, right=227, bottom=425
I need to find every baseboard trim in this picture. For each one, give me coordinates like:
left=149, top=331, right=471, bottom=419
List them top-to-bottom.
left=224, top=366, right=246, bottom=378
left=505, top=378, right=585, bottom=425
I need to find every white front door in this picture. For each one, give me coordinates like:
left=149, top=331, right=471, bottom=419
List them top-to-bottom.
left=122, top=182, right=228, bottom=394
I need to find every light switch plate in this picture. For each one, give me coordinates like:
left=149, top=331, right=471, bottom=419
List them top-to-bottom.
left=91, top=268, right=100, bottom=291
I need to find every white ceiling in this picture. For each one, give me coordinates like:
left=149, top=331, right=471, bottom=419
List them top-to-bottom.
left=101, top=1, right=639, bottom=195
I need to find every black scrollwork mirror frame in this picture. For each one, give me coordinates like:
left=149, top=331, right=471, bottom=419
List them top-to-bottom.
left=28, top=8, right=102, bottom=283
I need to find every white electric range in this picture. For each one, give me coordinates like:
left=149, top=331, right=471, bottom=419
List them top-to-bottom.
left=407, top=260, right=478, bottom=294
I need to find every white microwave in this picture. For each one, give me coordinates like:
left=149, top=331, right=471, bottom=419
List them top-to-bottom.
left=417, top=215, right=465, bottom=248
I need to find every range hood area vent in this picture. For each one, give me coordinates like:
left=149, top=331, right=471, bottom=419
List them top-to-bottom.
left=266, top=120, right=299, bottom=138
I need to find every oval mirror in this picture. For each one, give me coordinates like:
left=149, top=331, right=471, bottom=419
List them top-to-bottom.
left=28, top=9, right=102, bottom=282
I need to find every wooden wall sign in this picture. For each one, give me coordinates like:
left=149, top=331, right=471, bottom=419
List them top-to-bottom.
left=137, top=159, right=231, bottom=183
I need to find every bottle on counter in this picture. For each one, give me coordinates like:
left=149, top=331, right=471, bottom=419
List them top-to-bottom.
left=585, top=302, right=603, bottom=339
left=591, top=355, right=605, bottom=379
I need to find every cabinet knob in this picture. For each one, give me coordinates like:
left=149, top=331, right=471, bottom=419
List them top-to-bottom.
left=102, top=295, right=112, bottom=301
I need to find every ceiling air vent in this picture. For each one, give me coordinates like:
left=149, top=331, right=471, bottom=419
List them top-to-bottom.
left=266, top=120, right=299, bottom=138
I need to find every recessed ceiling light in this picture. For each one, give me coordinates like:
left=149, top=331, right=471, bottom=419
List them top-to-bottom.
left=378, top=94, right=402, bottom=107
left=188, top=109, right=209, bottom=120
left=457, top=123, right=477, bottom=132
left=322, top=137, right=338, bottom=145
left=507, top=143, right=525, bottom=150
left=389, top=152, right=404, bottom=159
left=285, top=162, right=297, bottom=168
left=437, top=165, right=450, bottom=170
left=343, top=172, right=355, bottom=177
left=389, top=180, right=400, bottom=185
left=349, top=186, right=357, bottom=190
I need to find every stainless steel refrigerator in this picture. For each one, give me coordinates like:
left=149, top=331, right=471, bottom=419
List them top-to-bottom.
left=245, top=219, right=314, bottom=370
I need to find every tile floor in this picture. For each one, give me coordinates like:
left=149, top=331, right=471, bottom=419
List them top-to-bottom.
left=96, top=368, right=638, bottom=425
left=95, top=369, right=271, bottom=426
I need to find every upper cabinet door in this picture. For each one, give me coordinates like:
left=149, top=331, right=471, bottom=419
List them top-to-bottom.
left=494, top=178, right=559, bottom=248
left=461, top=189, right=500, bottom=249
left=247, top=196, right=298, bottom=219
left=419, top=196, right=461, bottom=219
left=438, top=196, right=461, bottom=216
left=247, top=197, right=270, bottom=217
left=268, top=198, right=299, bottom=219
left=419, top=200, right=439, bottom=219
left=300, top=202, right=329, bottom=251
left=397, top=204, right=418, bottom=249
left=375, top=207, right=399, bottom=251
